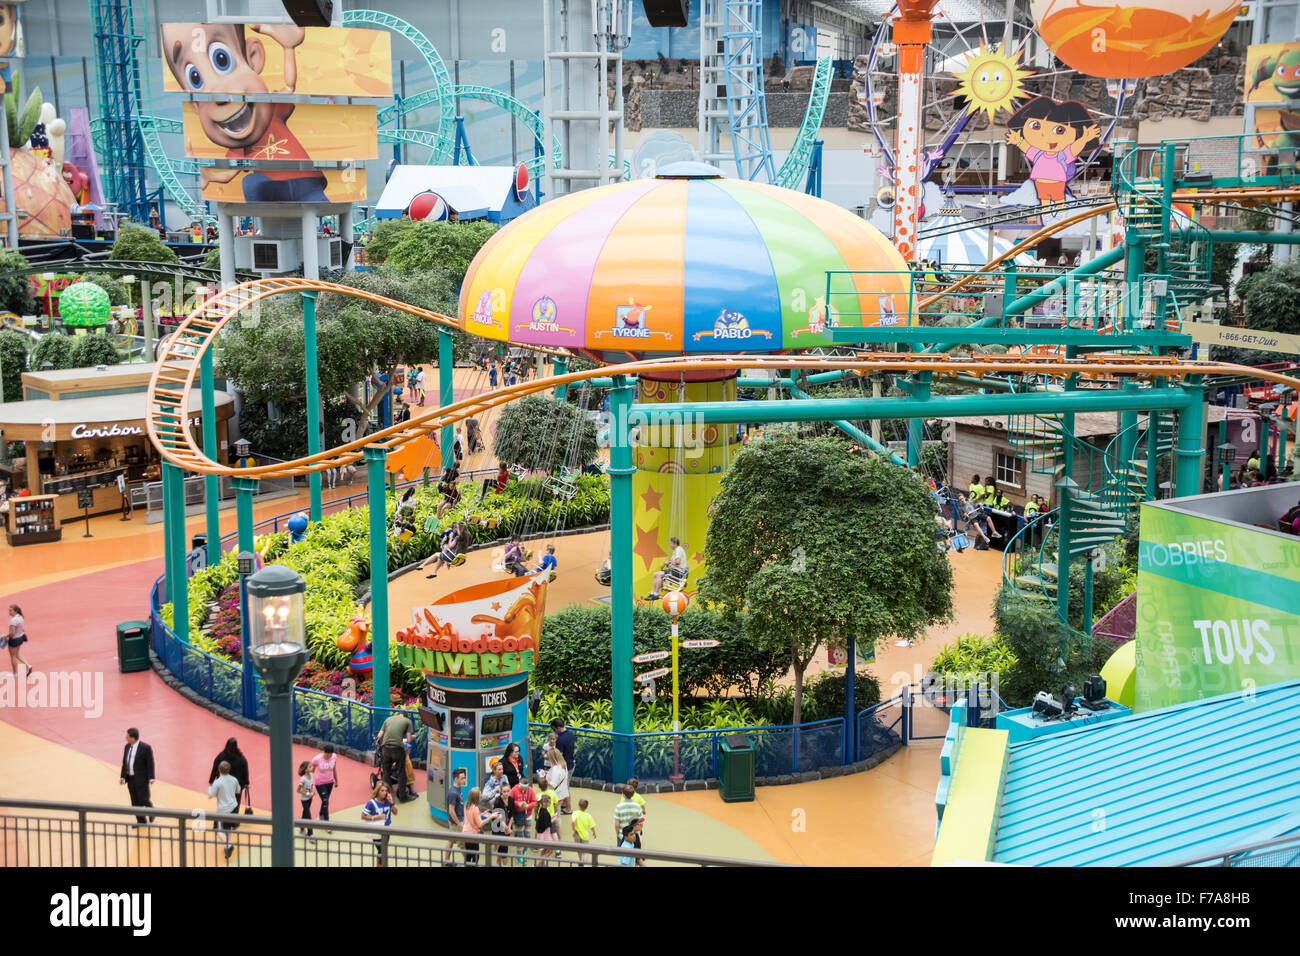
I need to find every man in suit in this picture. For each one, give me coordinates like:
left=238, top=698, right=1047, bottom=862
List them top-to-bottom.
left=120, top=728, right=155, bottom=825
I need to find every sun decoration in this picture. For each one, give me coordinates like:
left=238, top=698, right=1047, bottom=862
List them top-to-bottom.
left=951, top=42, right=1034, bottom=122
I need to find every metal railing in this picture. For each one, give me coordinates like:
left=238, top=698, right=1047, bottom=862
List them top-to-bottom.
left=143, top=471, right=297, bottom=521
left=0, top=798, right=775, bottom=867
left=1167, top=832, right=1300, bottom=868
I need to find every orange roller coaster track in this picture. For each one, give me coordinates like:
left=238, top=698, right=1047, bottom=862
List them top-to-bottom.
left=146, top=281, right=1300, bottom=479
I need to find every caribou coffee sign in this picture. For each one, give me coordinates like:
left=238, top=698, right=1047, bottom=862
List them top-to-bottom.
left=70, top=423, right=144, bottom=439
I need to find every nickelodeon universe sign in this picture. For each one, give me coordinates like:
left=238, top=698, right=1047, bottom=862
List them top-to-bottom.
left=395, top=630, right=537, bottom=679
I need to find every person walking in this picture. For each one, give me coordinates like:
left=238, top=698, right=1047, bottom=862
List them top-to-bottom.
left=117, top=471, right=131, bottom=520
left=5, top=604, right=32, bottom=677
left=378, top=710, right=415, bottom=802
left=550, top=718, right=576, bottom=812
left=119, top=728, right=155, bottom=826
left=208, top=737, right=251, bottom=808
left=500, top=742, right=523, bottom=790
left=310, top=744, right=339, bottom=825
left=546, top=748, right=570, bottom=822
left=208, top=759, right=242, bottom=861
left=298, top=761, right=315, bottom=838
left=482, top=761, right=508, bottom=804
left=507, top=772, right=536, bottom=864
left=533, top=775, right=558, bottom=866
left=362, top=780, right=396, bottom=867
left=613, top=783, right=643, bottom=843
left=462, top=787, right=483, bottom=866
left=571, top=798, right=596, bottom=865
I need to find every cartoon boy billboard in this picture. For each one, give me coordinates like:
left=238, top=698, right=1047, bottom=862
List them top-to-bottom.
left=0, top=3, right=21, bottom=58
left=161, top=22, right=328, bottom=203
left=1004, top=96, right=1100, bottom=203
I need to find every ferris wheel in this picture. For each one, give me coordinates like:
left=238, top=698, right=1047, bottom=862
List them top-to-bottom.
left=863, top=0, right=1138, bottom=247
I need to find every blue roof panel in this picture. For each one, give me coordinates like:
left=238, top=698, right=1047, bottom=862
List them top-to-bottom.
left=994, top=680, right=1300, bottom=866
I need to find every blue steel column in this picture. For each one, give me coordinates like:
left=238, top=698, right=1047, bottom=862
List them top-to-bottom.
left=303, top=291, right=323, bottom=521
left=439, top=330, right=455, bottom=470
left=200, top=350, right=221, bottom=561
left=608, top=375, right=636, bottom=780
left=365, top=447, right=391, bottom=712
left=233, top=475, right=258, bottom=718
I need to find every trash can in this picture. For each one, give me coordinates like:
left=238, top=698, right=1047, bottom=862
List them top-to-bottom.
left=191, top=532, right=207, bottom=552
left=116, top=621, right=150, bottom=673
left=718, top=734, right=755, bottom=803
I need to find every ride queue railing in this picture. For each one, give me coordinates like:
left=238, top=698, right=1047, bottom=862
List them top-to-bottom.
left=0, top=798, right=772, bottom=868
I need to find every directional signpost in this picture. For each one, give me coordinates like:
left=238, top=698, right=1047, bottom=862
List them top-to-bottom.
left=635, top=666, right=672, bottom=682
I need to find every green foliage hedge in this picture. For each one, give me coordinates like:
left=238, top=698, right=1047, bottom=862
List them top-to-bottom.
left=364, top=219, right=497, bottom=283
left=0, top=329, right=26, bottom=401
left=29, top=333, right=74, bottom=371
left=69, top=334, right=123, bottom=368
left=493, top=394, right=598, bottom=470
left=169, top=474, right=610, bottom=695
left=534, top=603, right=788, bottom=702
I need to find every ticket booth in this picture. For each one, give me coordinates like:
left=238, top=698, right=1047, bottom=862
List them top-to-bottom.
left=394, top=573, right=550, bottom=825
left=420, top=676, right=532, bottom=824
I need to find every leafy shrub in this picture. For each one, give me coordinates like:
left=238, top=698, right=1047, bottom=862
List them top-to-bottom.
left=364, top=219, right=496, bottom=284
left=109, top=224, right=178, bottom=268
left=0, top=249, right=36, bottom=314
left=86, top=274, right=129, bottom=307
left=0, top=328, right=26, bottom=401
left=29, top=333, right=74, bottom=370
left=69, top=334, right=122, bottom=368
left=493, top=395, right=598, bottom=471
left=534, top=603, right=787, bottom=701
left=928, top=633, right=1017, bottom=690
left=756, top=668, right=881, bottom=725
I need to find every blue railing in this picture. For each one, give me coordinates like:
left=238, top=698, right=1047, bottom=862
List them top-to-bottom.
left=527, top=718, right=846, bottom=783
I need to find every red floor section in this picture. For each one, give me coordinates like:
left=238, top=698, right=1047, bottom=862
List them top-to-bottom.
left=3, top=558, right=377, bottom=811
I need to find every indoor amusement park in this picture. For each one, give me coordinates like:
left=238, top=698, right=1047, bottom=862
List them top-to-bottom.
left=0, top=0, right=1297, bottom=908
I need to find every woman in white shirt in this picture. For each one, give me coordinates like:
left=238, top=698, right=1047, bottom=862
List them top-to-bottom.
left=6, top=604, right=31, bottom=677
left=546, top=747, right=570, bottom=813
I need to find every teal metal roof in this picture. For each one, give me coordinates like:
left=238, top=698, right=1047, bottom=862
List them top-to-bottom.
left=994, top=680, right=1300, bottom=866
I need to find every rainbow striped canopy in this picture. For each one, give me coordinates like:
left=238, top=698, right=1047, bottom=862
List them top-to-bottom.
left=459, top=164, right=910, bottom=356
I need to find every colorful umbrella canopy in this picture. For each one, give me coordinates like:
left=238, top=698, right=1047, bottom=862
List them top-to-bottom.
left=459, top=163, right=911, bottom=357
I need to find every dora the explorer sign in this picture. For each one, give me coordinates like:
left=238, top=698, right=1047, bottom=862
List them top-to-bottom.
left=396, top=574, right=549, bottom=679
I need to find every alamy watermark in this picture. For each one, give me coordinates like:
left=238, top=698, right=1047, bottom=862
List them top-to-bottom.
left=0, top=671, right=104, bottom=718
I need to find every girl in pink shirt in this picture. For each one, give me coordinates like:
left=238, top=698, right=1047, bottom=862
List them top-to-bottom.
left=310, top=744, right=338, bottom=823
left=462, top=787, right=483, bottom=866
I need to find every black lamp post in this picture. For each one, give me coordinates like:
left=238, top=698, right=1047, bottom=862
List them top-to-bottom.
left=245, top=564, right=308, bottom=867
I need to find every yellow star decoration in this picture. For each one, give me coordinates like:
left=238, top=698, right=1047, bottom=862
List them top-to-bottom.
left=950, top=42, right=1034, bottom=123
left=253, top=135, right=291, bottom=160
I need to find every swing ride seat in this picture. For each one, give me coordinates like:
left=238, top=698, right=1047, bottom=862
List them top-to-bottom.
left=544, top=476, right=578, bottom=499
left=423, top=516, right=439, bottom=533
left=451, top=553, right=467, bottom=566
left=661, top=566, right=689, bottom=593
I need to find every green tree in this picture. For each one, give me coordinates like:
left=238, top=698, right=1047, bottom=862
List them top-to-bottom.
left=363, top=219, right=497, bottom=284
left=109, top=224, right=179, bottom=269
left=0, top=249, right=36, bottom=314
left=1237, top=261, right=1300, bottom=336
left=218, top=267, right=458, bottom=441
left=0, top=328, right=27, bottom=402
left=29, top=333, right=74, bottom=371
left=69, top=333, right=123, bottom=368
left=492, top=395, right=598, bottom=470
left=701, top=435, right=954, bottom=724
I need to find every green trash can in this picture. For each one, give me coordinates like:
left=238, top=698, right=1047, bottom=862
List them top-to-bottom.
left=116, top=621, right=150, bottom=673
left=718, top=734, right=755, bottom=802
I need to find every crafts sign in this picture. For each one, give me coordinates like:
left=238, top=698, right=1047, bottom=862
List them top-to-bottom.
left=396, top=574, right=549, bottom=679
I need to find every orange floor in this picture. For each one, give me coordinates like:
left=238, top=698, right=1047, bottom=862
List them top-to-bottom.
left=2, top=381, right=1005, bottom=864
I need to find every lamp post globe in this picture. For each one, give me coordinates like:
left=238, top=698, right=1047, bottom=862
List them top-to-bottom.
left=243, top=563, right=307, bottom=867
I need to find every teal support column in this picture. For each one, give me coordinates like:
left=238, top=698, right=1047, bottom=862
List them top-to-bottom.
left=1158, top=142, right=1175, bottom=278
left=1124, top=238, right=1146, bottom=333
left=1002, top=261, right=1017, bottom=326
left=303, top=291, right=323, bottom=521
left=439, top=329, right=455, bottom=470
left=1055, top=347, right=1079, bottom=629
left=200, top=350, right=221, bottom=561
left=553, top=356, right=568, bottom=400
left=906, top=373, right=931, bottom=468
left=608, top=375, right=636, bottom=781
left=1118, top=380, right=1139, bottom=509
left=1174, top=381, right=1206, bottom=498
left=1146, top=409, right=1161, bottom=499
left=365, top=446, right=391, bottom=712
left=161, top=462, right=178, bottom=607
left=163, top=463, right=189, bottom=643
left=232, top=475, right=259, bottom=717
left=233, top=476, right=258, bottom=555
left=1082, top=556, right=1095, bottom=638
